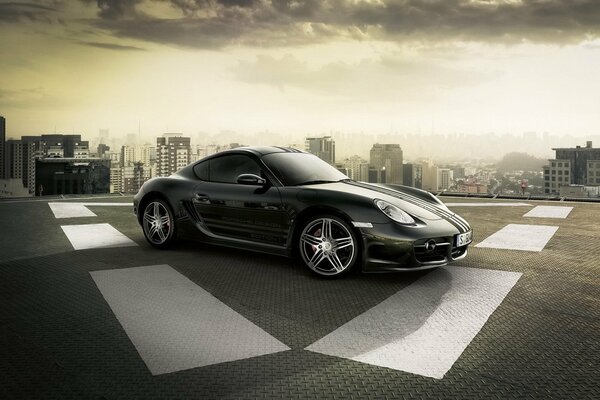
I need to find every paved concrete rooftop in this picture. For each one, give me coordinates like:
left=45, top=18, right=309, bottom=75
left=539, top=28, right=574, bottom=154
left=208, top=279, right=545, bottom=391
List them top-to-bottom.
left=0, top=196, right=599, bottom=399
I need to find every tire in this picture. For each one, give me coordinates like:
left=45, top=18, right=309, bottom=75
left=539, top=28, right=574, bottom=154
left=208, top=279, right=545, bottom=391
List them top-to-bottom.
left=141, top=198, right=177, bottom=248
left=297, top=215, right=359, bottom=278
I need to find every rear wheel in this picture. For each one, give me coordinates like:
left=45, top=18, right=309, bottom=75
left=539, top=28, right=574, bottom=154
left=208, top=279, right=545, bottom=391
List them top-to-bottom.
left=142, top=199, right=177, bottom=248
left=298, top=215, right=359, bottom=278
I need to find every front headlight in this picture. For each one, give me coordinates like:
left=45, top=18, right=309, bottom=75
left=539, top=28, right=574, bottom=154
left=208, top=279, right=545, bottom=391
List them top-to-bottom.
left=374, top=199, right=415, bottom=225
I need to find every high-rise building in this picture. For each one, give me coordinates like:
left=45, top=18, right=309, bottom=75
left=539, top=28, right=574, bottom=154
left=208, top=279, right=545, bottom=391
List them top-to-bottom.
left=0, top=116, right=5, bottom=179
left=156, top=135, right=192, bottom=177
left=305, top=136, right=335, bottom=164
left=5, top=140, right=24, bottom=180
left=543, top=141, right=600, bottom=194
left=97, top=143, right=110, bottom=158
left=369, top=143, right=403, bottom=184
left=121, top=145, right=152, bottom=168
left=342, top=155, right=369, bottom=181
left=420, top=160, right=439, bottom=192
left=122, top=162, right=146, bottom=193
left=403, top=163, right=423, bottom=189
left=110, top=166, right=123, bottom=193
left=368, top=166, right=387, bottom=184
left=437, top=168, right=453, bottom=191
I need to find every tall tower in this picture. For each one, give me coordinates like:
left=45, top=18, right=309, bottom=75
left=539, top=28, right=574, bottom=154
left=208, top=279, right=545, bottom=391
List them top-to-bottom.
left=0, top=116, right=5, bottom=179
left=156, top=134, right=191, bottom=177
left=305, top=136, right=335, bottom=164
left=369, top=143, right=403, bottom=184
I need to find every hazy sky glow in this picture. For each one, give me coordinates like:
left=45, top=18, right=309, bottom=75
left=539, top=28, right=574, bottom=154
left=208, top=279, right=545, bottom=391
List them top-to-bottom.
left=2, top=0, right=600, bottom=139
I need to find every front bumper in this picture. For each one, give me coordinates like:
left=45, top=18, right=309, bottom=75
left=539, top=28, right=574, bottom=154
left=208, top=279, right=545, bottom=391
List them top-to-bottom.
left=357, top=221, right=470, bottom=273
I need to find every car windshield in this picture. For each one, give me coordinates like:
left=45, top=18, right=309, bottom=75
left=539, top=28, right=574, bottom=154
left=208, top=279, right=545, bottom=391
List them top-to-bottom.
left=262, top=152, right=349, bottom=186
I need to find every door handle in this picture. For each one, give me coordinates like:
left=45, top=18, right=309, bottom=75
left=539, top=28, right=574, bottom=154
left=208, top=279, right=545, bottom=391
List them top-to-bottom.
left=194, top=193, right=210, bottom=203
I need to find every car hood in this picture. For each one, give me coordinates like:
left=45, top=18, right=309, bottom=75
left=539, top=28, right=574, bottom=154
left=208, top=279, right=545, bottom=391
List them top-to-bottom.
left=305, top=180, right=449, bottom=221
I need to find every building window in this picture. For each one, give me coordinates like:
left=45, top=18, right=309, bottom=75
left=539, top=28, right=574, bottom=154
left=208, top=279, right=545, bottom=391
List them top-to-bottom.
left=551, top=162, right=556, bottom=167
left=558, top=162, right=562, bottom=167
left=551, top=170, right=555, bottom=175
left=558, top=170, right=562, bottom=175
left=552, top=177, right=556, bottom=181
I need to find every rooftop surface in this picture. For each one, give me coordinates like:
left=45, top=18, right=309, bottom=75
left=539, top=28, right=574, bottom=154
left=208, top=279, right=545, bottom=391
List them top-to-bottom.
left=0, top=196, right=599, bottom=399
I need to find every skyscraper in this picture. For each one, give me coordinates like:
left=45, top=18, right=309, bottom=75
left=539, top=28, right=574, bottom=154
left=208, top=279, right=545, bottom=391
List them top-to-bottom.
left=0, top=116, right=5, bottom=179
left=156, top=135, right=192, bottom=177
left=305, top=136, right=335, bottom=164
left=5, top=140, right=23, bottom=180
left=369, top=143, right=403, bottom=184
left=342, top=155, right=369, bottom=181
left=420, top=160, right=439, bottom=192
left=403, top=163, right=423, bottom=189
left=437, top=168, right=453, bottom=191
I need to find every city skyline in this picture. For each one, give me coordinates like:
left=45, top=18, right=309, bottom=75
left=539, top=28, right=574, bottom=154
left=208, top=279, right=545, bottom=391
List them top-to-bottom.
left=2, top=1, right=600, bottom=139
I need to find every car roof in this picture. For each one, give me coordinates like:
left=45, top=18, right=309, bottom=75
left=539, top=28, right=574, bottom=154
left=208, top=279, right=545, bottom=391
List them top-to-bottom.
left=217, top=146, right=306, bottom=157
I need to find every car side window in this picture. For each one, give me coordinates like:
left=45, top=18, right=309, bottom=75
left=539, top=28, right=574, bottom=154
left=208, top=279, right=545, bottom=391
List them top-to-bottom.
left=209, top=154, right=262, bottom=184
left=192, top=160, right=209, bottom=181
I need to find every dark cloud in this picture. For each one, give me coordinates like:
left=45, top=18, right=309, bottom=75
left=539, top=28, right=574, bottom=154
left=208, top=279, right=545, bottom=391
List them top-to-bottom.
left=79, top=0, right=600, bottom=48
left=79, top=0, right=141, bottom=20
left=95, top=0, right=141, bottom=20
left=0, top=1, right=61, bottom=23
left=77, top=40, right=146, bottom=50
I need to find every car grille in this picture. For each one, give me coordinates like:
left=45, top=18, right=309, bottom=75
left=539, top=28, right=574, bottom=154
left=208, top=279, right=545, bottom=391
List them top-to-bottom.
left=413, top=237, right=451, bottom=264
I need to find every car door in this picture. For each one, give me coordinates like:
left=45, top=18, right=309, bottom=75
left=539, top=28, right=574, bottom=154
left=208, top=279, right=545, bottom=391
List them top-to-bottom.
left=192, top=153, right=288, bottom=246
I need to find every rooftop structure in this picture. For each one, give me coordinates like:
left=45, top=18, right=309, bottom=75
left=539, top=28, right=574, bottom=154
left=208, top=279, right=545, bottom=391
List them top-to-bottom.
left=544, top=141, right=600, bottom=194
left=0, top=196, right=598, bottom=398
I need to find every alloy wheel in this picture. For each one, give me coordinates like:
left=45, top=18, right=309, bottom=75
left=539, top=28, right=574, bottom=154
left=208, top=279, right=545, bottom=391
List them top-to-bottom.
left=143, top=200, right=173, bottom=245
left=299, top=217, right=356, bottom=276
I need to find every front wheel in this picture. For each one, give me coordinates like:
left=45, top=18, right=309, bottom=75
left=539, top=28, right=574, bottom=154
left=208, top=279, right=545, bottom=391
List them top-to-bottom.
left=142, top=199, right=177, bottom=248
left=298, top=215, right=359, bottom=278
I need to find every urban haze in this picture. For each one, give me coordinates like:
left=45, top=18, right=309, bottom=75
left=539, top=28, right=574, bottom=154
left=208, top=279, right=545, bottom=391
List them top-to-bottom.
left=1, top=1, right=600, bottom=198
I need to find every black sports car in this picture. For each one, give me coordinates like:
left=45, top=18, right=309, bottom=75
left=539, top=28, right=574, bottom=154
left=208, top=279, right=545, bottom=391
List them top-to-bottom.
left=134, top=146, right=472, bottom=277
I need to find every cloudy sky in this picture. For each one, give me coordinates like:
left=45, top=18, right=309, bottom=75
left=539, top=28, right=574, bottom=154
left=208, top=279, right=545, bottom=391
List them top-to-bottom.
left=2, top=0, right=600, bottom=140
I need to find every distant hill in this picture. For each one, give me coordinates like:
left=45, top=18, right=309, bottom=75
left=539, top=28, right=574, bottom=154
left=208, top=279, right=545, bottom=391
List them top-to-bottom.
left=495, top=152, right=546, bottom=172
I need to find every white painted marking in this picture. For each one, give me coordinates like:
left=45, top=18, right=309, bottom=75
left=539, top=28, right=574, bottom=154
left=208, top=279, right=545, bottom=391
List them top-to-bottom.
left=49, top=202, right=131, bottom=218
left=445, top=202, right=531, bottom=207
left=50, top=203, right=97, bottom=218
left=523, top=205, right=573, bottom=219
left=61, top=223, right=137, bottom=250
left=475, top=224, right=558, bottom=252
left=90, top=265, right=290, bottom=375
left=306, top=267, right=521, bottom=379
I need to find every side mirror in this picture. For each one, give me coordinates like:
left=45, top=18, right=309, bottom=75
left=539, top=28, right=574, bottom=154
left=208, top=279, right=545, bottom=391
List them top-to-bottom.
left=236, top=173, right=267, bottom=186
